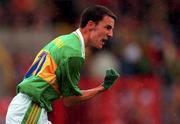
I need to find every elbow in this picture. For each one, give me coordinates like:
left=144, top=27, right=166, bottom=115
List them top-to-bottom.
left=62, top=94, right=84, bottom=107
left=63, top=98, right=76, bottom=107
left=63, top=101, right=73, bottom=107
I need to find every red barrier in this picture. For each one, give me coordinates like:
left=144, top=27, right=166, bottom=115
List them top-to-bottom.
left=49, top=76, right=161, bottom=124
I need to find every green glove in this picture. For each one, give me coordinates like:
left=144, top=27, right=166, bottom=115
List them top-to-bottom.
left=102, top=69, right=119, bottom=89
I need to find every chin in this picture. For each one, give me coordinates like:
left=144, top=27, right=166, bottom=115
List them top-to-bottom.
left=93, top=44, right=103, bottom=49
left=97, top=46, right=103, bottom=49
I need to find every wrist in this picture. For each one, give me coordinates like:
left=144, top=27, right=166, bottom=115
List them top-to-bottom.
left=102, top=82, right=109, bottom=89
left=100, top=84, right=107, bottom=91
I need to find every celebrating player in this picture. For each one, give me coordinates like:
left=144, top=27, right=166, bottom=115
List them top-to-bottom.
left=6, top=5, right=119, bottom=124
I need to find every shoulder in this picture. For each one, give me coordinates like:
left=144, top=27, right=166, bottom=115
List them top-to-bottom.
left=43, top=32, right=84, bottom=61
left=60, top=32, right=80, bottom=47
left=59, top=33, right=83, bottom=58
left=61, top=45, right=82, bottom=58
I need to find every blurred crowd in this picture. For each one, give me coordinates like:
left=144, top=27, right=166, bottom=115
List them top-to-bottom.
left=0, top=0, right=180, bottom=124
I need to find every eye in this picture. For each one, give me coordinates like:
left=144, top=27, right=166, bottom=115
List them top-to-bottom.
left=105, top=25, right=112, bottom=30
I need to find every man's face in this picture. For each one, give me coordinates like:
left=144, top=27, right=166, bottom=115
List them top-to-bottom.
left=89, top=16, right=115, bottom=49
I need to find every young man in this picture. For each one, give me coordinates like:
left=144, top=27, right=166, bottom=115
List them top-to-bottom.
left=6, top=5, right=119, bottom=124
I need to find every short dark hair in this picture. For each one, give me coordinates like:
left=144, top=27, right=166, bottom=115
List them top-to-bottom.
left=80, top=5, right=117, bottom=28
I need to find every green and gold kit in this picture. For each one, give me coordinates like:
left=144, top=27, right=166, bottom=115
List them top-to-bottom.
left=17, top=29, right=85, bottom=112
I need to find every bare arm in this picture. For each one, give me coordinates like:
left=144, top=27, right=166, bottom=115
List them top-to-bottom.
left=63, top=69, right=119, bottom=107
left=63, top=84, right=106, bottom=107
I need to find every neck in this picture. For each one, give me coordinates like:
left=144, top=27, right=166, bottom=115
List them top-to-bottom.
left=79, top=28, right=89, bottom=48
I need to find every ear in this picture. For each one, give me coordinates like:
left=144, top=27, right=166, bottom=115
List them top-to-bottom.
left=87, top=20, right=96, bottom=31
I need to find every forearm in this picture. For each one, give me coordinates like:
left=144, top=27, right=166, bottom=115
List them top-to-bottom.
left=63, top=84, right=105, bottom=107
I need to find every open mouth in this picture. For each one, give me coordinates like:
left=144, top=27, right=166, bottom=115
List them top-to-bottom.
left=101, top=39, right=105, bottom=45
left=102, top=39, right=108, bottom=45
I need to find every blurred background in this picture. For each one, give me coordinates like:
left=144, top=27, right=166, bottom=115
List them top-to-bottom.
left=0, top=0, right=179, bottom=124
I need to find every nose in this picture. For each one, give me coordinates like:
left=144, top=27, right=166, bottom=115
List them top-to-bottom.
left=107, top=30, right=113, bottom=38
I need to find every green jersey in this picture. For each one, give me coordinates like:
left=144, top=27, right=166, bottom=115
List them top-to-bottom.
left=17, top=29, right=85, bottom=112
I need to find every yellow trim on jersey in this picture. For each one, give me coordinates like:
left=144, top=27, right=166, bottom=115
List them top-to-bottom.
left=53, top=38, right=64, bottom=48
left=26, top=50, right=60, bottom=94
left=36, top=51, right=60, bottom=93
